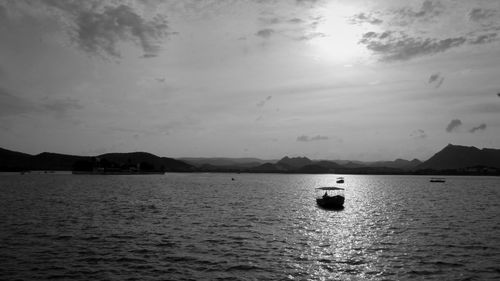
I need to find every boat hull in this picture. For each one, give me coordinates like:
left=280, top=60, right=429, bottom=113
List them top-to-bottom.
left=316, top=195, right=345, bottom=209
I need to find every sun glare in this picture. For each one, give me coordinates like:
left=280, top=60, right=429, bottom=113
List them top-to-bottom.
left=308, top=4, right=367, bottom=63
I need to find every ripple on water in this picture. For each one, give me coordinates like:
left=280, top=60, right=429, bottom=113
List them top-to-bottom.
left=1, top=174, right=500, bottom=280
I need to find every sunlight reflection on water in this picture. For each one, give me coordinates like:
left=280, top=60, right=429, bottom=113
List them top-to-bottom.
left=1, top=173, right=499, bottom=280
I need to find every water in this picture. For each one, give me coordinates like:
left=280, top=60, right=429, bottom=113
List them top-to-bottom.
left=1, top=173, right=499, bottom=280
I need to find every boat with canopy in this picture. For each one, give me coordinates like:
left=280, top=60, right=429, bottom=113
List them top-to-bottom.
left=315, top=187, right=345, bottom=209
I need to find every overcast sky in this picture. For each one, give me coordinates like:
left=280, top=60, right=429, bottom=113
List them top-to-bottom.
left=1, top=0, right=499, bottom=161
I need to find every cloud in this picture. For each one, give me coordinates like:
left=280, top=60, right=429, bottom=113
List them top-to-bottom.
left=295, top=0, right=320, bottom=5
left=393, top=0, right=443, bottom=23
left=10, top=1, right=171, bottom=58
left=356, top=2, right=500, bottom=61
left=74, top=4, right=168, bottom=58
left=469, top=8, right=496, bottom=22
left=349, top=13, right=383, bottom=25
left=259, top=17, right=281, bottom=25
left=289, top=18, right=303, bottom=24
left=256, top=28, right=274, bottom=39
left=359, top=31, right=467, bottom=61
left=296, top=32, right=326, bottom=41
left=469, top=33, right=498, bottom=45
left=428, top=72, right=445, bottom=88
left=0, top=88, right=40, bottom=117
left=256, top=95, right=272, bottom=107
left=43, top=98, right=83, bottom=117
left=446, top=119, right=462, bottom=133
left=469, top=123, right=486, bottom=133
left=410, top=129, right=427, bottom=139
left=297, top=135, right=329, bottom=142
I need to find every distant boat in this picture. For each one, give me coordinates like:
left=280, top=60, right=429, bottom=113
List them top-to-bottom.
left=336, top=177, right=344, bottom=184
left=430, top=178, right=446, bottom=183
left=316, top=187, right=345, bottom=209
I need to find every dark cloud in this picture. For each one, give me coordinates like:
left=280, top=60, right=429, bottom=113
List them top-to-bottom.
left=295, top=0, right=320, bottom=5
left=393, top=0, right=443, bottom=23
left=26, top=1, right=171, bottom=58
left=356, top=2, right=500, bottom=61
left=74, top=4, right=168, bottom=58
left=469, top=8, right=496, bottom=22
left=349, top=13, right=383, bottom=25
left=259, top=17, right=280, bottom=25
left=289, top=18, right=303, bottom=24
left=256, top=28, right=274, bottom=39
left=359, top=31, right=467, bottom=61
left=297, top=32, right=326, bottom=41
left=469, top=33, right=498, bottom=45
left=142, top=53, right=158, bottom=58
left=428, top=72, right=444, bottom=88
left=0, top=88, right=39, bottom=117
left=256, top=95, right=272, bottom=107
left=43, top=98, right=83, bottom=117
left=446, top=119, right=462, bottom=133
left=469, top=123, right=486, bottom=133
left=410, top=129, right=427, bottom=139
left=297, top=135, right=329, bottom=142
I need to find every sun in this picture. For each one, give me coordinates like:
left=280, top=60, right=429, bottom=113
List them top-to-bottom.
left=307, top=4, right=368, bottom=63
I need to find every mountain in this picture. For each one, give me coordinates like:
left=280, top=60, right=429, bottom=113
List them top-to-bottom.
left=2, top=144, right=499, bottom=174
left=417, top=144, right=500, bottom=170
left=0, top=147, right=32, bottom=171
left=0, top=147, right=194, bottom=172
left=31, top=152, right=90, bottom=171
left=99, top=152, right=193, bottom=172
left=276, top=156, right=313, bottom=169
left=179, top=157, right=273, bottom=168
left=367, top=158, right=422, bottom=170
left=329, top=159, right=421, bottom=170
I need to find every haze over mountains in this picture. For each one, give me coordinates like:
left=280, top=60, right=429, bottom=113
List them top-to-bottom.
left=1, top=144, right=500, bottom=174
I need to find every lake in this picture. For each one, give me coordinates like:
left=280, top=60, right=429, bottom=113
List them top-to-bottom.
left=1, top=173, right=499, bottom=280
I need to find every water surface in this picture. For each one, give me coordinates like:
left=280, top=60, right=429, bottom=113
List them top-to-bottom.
left=1, top=173, right=499, bottom=280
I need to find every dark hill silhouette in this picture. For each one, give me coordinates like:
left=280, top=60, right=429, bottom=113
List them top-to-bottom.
left=2, top=144, right=498, bottom=174
left=417, top=144, right=500, bottom=170
left=0, top=147, right=32, bottom=171
left=0, top=147, right=193, bottom=172
left=32, top=152, right=90, bottom=171
left=98, top=152, right=192, bottom=172
left=277, top=156, right=312, bottom=169
left=179, top=157, right=273, bottom=167
left=367, top=158, right=422, bottom=170
left=249, top=162, right=288, bottom=173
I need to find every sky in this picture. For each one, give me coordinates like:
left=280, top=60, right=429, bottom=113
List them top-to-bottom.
left=0, top=0, right=499, bottom=161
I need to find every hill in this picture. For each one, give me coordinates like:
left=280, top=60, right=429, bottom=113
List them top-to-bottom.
left=417, top=144, right=500, bottom=170
left=0, top=147, right=194, bottom=172
left=0, top=147, right=33, bottom=171
left=99, top=152, right=193, bottom=172
left=179, top=157, right=273, bottom=168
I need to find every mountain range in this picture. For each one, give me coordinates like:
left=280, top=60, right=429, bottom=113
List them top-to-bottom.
left=1, top=144, right=499, bottom=174
left=0, top=148, right=193, bottom=172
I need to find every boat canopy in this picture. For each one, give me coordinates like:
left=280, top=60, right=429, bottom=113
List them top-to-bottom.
left=316, top=187, right=345, bottom=191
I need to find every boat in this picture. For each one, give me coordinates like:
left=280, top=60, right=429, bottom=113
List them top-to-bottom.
left=336, top=177, right=344, bottom=184
left=430, top=178, right=446, bottom=183
left=316, top=187, right=345, bottom=209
